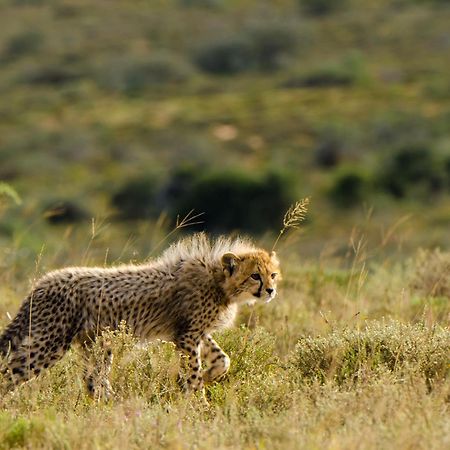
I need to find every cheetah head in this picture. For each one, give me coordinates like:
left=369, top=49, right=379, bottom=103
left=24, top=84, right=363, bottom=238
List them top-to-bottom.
left=221, top=250, right=281, bottom=305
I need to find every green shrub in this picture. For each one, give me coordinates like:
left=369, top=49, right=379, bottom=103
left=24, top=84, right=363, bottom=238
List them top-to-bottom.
left=179, top=0, right=224, bottom=7
left=298, top=0, right=347, bottom=16
left=245, top=21, right=298, bottom=71
left=194, top=22, right=298, bottom=74
left=2, top=30, right=43, bottom=61
left=194, top=35, right=254, bottom=75
left=96, top=52, right=194, bottom=94
left=283, top=53, right=365, bottom=88
left=20, top=64, right=81, bottom=86
left=292, top=65, right=355, bottom=87
left=371, top=112, right=430, bottom=147
left=313, top=127, right=348, bottom=168
left=314, top=137, right=342, bottom=168
left=378, top=146, right=445, bottom=198
left=446, top=157, right=450, bottom=189
left=160, top=166, right=198, bottom=208
left=328, top=167, right=371, bottom=208
left=171, top=169, right=294, bottom=232
left=111, top=176, right=159, bottom=220
left=42, top=200, right=89, bottom=224
left=289, top=320, right=449, bottom=387
left=218, top=326, right=278, bottom=381
left=207, top=327, right=289, bottom=412
left=1, top=416, right=46, bottom=448
left=3, top=418, right=32, bottom=448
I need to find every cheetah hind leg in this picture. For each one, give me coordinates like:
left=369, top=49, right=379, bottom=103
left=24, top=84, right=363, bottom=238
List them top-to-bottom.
left=0, top=334, right=70, bottom=393
left=80, top=340, right=114, bottom=402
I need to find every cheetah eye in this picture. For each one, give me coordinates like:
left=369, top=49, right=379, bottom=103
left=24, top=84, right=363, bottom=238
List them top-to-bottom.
left=250, top=273, right=261, bottom=281
left=271, top=273, right=277, bottom=279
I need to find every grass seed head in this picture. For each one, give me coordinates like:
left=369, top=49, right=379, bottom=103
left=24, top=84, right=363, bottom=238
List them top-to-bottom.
left=283, top=198, right=310, bottom=229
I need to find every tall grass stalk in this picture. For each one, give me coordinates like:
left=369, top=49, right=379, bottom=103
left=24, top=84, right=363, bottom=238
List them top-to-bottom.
left=272, top=197, right=310, bottom=251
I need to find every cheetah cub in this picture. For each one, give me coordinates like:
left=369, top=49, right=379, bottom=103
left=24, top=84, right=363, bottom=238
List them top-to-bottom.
left=0, top=233, right=280, bottom=397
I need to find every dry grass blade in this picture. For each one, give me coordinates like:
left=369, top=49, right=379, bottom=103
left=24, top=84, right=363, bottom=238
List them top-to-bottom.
left=175, top=209, right=205, bottom=229
left=149, top=210, right=204, bottom=256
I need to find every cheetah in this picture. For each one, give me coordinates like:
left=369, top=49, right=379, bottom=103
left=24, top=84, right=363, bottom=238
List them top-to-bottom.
left=0, top=233, right=280, bottom=397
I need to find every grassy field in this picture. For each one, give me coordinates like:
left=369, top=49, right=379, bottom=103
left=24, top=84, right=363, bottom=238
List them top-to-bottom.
left=0, top=0, right=449, bottom=448
left=0, top=221, right=448, bottom=449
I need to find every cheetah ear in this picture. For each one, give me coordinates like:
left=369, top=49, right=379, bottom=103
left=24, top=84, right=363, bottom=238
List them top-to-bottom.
left=222, top=252, right=240, bottom=276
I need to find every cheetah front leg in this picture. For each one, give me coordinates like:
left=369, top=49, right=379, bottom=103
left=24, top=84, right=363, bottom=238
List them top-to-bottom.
left=201, top=334, right=230, bottom=384
left=175, top=335, right=204, bottom=392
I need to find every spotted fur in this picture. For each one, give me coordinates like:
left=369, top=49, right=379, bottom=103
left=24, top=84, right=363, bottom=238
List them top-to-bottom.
left=0, top=233, right=280, bottom=397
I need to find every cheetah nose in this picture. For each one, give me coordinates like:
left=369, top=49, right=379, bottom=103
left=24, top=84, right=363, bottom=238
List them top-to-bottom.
left=266, top=288, right=274, bottom=295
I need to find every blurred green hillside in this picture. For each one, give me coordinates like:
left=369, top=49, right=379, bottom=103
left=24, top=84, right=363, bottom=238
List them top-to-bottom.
left=0, top=0, right=449, bottom=261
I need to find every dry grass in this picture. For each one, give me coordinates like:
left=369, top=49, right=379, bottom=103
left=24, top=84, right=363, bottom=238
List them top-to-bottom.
left=0, top=227, right=449, bottom=449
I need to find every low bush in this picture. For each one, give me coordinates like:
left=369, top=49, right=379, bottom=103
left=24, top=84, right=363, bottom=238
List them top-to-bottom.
left=179, top=0, right=224, bottom=7
left=298, top=0, right=347, bottom=16
left=194, top=21, right=298, bottom=74
left=245, top=21, right=298, bottom=72
left=2, top=30, right=43, bottom=61
left=194, top=35, right=254, bottom=75
left=96, top=52, right=194, bottom=94
left=283, top=53, right=365, bottom=88
left=21, top=65, right=81, bottom=86
left=285, top=65, right=355, bottom=88
left=313, top=127, right=347, bottom=168
left=378, top=146, right=446, bottom=198
left=446, top=157, right=450, bottom=189
left=328, top=167, right=371, bottom=208
left=171, top=169, right=294, bottom=233
left=111, top=176, right=159, bottom=220
left=42, top=200, right=89, bottom=224
left=289, top=320, right=449, bottom=387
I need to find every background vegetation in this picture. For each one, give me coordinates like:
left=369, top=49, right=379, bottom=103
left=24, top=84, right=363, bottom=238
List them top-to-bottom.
left=0, top=0, right=449, bottom=448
